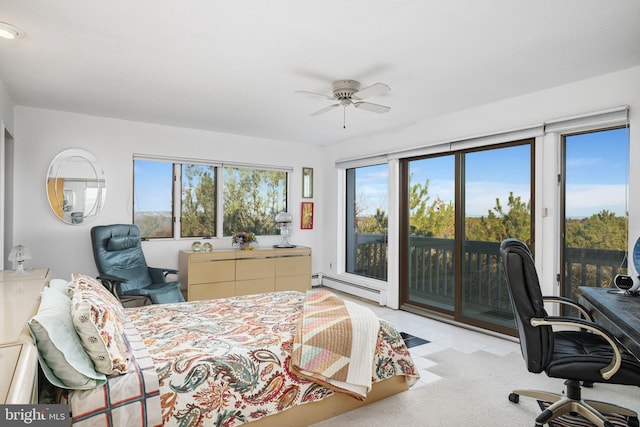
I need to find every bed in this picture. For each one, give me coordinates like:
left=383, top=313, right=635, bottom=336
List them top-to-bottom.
left=30, top=274, right=419, bottom=427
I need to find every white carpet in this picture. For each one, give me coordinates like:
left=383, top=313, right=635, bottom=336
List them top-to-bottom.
left=311, top=349, right=640, bottom=426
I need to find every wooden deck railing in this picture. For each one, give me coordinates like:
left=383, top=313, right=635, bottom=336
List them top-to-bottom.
left=350, top=234, right=627, bottom=314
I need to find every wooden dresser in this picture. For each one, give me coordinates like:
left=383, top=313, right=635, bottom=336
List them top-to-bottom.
left=179, top=247, right=311, bottom=301
left=0, top=268, right=51, bottom=404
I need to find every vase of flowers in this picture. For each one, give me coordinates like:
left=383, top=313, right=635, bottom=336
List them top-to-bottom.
left=232, top=231, right=257, bottom=250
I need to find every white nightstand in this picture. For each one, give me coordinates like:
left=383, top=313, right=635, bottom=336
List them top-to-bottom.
left=0, top=268, right=51, bottom=404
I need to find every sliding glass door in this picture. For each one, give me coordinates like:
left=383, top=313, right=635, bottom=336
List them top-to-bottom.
left=401, top=140, right=533, bottom=334
left=460, top=144, right=531, bottom=329
left=404, top=155, right=455, bottom=311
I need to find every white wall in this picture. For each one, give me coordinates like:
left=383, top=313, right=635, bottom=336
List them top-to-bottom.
left=6, top=66, right=640, bottom=302
left=322, top=66, right=640, bottom=306
left=0, top=76, right=14, bottom=135
left=0, top=76, right=16, bottom=269
left=12, top=107, right=324, bottom=280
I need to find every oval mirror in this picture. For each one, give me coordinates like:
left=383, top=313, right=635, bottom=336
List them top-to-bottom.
left=46, top=149, right=107, bottom=225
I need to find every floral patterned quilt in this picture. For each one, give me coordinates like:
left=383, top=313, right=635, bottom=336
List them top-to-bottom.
left=126, top=291, right=419, bottom=427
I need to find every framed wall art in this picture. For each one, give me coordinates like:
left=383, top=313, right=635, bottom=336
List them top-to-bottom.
left=302, top=167, right=313, bottom=198
left=301, top=202, right=314, bottom=229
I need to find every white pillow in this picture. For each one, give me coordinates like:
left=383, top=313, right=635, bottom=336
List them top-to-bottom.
left=28, top=287, right=106, bottom=389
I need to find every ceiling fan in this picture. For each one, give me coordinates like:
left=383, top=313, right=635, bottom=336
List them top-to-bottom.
left=295, top=79, right=391, bottom=127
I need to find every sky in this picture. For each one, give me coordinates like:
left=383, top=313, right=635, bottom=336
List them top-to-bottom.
left=356, top=127, right=629, bottom=218
left=134, top=128, right=629, bottom=219
left=565, top=128, right=629, bottom=217
left=134, top=160, right=173, bottom=212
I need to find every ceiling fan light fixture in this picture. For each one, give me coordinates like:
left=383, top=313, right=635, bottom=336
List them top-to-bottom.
left=0, top=22, right=24, bottom=40
left=332, top=80, right=361, bottom=100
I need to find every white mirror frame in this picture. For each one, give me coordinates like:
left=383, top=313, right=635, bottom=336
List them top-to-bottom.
left=46, top=148, right=107, bottom=225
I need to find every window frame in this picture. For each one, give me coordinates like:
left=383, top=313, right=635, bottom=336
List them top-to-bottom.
left=133, top=155, right=291, bottom=240
left=343, top=162, right=390, bottom=282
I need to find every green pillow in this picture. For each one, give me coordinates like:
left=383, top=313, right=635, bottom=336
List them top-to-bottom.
left=48, top=278, right=69, bottom=293
left=28, top=287, right=106, bottom=389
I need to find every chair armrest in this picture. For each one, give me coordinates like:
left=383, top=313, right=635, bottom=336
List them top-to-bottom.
left=148, top=267, right=179, bottom=283
left=96, top=274, right=127, bottom=300
left=542, top=296, right=593, bottom=321
left=530, top=316, right=622, bottom=380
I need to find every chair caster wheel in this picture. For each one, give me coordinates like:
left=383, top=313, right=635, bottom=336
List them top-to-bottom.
left=508, top=392, right=519, bottom=403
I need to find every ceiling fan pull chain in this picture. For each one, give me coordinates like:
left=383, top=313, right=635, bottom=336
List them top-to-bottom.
left=343, top=105, right=346, bottom=129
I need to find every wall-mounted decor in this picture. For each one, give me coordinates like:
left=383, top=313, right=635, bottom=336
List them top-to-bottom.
left=46, top=148, right=107, bottom=225
left=302, top=167, right=313, bottom=198
left=301, top=202, right=314, bottom=229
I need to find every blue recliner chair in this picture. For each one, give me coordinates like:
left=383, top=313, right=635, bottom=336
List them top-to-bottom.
left=90, top=224, right=185, bottom=305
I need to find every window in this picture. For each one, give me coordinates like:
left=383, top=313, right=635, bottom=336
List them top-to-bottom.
left=561, top=127, right=629, bottom=307
left=133, top=157, right=289, bottom=239
left=134, top=160, right=174, bottom=238
left=181, top=164, right=217, bottom=238
left=345, top=164, right=388, bottom=281
left=222, top=167, right=287, bottom=236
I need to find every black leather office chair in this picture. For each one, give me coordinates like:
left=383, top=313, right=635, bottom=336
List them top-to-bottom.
left=91, top=224, right=185, bottom=305
left=500, top=238, right=640, bottom=427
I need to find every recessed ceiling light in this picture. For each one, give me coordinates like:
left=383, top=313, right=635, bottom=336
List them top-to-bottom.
left=0, top=22, right=24, bottom=40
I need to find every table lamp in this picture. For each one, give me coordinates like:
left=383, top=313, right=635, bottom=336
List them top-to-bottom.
left=274, top=212, right=295, bottom=248
left=8, top=244, right=31, bottom=272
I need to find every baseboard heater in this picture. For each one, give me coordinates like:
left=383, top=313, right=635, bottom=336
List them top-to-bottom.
left=311, top=273, right=321, bottom=286
left=319, top=274, right=383, bottom=305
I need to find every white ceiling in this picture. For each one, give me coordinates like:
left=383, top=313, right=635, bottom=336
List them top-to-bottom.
left=1, top=0, right=639, bottom=146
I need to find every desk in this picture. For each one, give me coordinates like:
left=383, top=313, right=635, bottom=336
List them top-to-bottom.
left=578, top=286, right=640, bottom=358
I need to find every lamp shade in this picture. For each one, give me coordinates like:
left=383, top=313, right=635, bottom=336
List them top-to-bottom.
left=274, top=212, right=295, bottom=248
left=275, top=212, right=293, bottom=224
left=8, top=244, right=31, bottom=272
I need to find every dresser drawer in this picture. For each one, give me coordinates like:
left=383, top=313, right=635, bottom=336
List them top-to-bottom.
left=275, top=255, right=311, bottom=277
left=236, top=258, right=275, bottom=281
left=189, top=260, right=235, bottom=284
left=275, top=275, right=310, bottom=293
left=236, top=278, right=275, bottom=296
left=189, top=281, right=236, bottom=301
left=1, top=342, right=38, bottom=404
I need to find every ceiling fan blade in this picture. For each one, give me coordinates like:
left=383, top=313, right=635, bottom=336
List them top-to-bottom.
left=353, top=82, right=390, bottom=99
left=294, top=90, right=334, bottom=100
left=353, top=101, right=390, bottom=114
left=310, top=103, right=340, bottom=116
